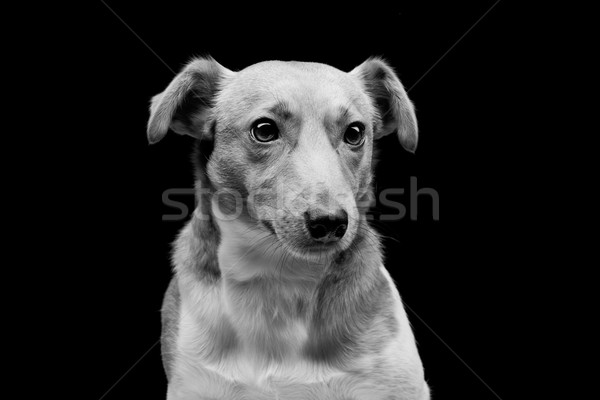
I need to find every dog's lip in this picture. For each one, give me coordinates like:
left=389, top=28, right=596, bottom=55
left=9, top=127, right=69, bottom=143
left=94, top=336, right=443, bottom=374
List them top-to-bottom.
left=259, top=220, right=343, bottom=255
left=260, top=220, right=277, bottom=235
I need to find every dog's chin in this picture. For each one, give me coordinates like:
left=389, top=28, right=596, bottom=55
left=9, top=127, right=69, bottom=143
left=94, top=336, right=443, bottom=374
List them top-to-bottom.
left=259, top=220, right=351, bottom=262
left=280, top=236, right=351, bottom=263
left=296, top=243, right=347, bottom=262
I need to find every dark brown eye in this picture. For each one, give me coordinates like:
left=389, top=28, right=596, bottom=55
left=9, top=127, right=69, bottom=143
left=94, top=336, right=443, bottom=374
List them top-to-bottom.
left=251, top=118, right=279, bottom=142
left=344, top=122, right=365, bottom=146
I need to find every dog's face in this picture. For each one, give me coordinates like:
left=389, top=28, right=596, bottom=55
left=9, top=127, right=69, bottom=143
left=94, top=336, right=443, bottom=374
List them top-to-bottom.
left=148, top=58, right=417, bottom=261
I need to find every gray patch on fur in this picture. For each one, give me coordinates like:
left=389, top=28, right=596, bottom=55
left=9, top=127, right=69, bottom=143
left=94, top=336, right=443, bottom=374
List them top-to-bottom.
left=187, top=139, right=222, bottom=283
left=168, top=211, right=222, bottom=284
left=160, top=277, right=180, bottom=381
left=204, top=317, right=239, bottom=362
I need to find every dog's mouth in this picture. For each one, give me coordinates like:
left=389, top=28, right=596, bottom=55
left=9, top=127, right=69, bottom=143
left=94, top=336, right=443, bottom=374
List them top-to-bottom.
left=260, top=219, right=345, bottom=260
left=298, top=241, right=342, bottom=255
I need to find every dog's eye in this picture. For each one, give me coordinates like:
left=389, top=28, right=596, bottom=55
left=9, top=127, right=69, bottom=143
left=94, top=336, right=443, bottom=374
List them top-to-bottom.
left=251, top=119, right=279, bottom=143
left=344, top=123, right=365, bottom=146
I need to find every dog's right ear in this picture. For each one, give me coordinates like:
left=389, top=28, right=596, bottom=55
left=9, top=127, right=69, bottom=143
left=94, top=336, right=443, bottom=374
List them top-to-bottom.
left=147, top=57, right=233, bottom=144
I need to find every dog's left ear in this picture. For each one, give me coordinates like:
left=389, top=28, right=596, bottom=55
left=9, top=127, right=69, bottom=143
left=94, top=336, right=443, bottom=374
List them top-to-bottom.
left=147, top=57, right=234, bottom=144
left=350, top=57, right=418, bottom=153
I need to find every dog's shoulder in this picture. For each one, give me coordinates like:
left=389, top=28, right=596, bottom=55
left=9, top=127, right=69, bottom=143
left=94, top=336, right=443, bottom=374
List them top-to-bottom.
left=161, top=217, right=222, bottom=381
left=349, top=264, right=416, bottom=364
left=341, top=266, right=427, bottom=397
left=161, top=275, right=180, bottom=381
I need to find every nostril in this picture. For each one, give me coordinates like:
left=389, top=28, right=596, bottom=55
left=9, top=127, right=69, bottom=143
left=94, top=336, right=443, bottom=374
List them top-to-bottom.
left=309, top=223, right=329, bottom=239
left=334, top=223, right=347, bottom=238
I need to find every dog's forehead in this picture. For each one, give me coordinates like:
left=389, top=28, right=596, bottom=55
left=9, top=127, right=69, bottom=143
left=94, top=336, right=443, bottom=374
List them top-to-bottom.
left=217, top=61, right=368, bottom=115
left=239, top=61, right=349, bottom=83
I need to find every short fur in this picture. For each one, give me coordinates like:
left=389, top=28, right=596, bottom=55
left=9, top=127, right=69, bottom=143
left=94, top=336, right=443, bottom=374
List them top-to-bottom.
left=148, top=57, right=429, bottom=399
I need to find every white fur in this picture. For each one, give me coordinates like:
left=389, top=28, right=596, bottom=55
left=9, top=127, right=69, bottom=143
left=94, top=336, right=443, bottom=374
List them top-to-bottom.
left=166, top=216, right=429, bottom=399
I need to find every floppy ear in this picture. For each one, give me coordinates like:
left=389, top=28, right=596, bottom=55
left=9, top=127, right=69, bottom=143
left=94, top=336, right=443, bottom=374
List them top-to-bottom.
left=147, top=57, right=233, bottom=144
left=350, top=57, right=418, bottom=153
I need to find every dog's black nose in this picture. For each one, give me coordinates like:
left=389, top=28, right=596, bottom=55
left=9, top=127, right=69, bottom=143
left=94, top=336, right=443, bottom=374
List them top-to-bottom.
left=305, top=209, right=348, bottom=242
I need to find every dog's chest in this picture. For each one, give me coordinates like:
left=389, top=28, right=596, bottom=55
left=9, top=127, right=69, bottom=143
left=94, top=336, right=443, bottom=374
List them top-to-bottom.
left=175, top=273, right=366, bottom=398
left=173, top=287, right=415, bottom=400
left=176, top=298, right=365, bottom=399
left=175, top=317, right=375, bottom=399
left=175, top=363, right=365, bottom=400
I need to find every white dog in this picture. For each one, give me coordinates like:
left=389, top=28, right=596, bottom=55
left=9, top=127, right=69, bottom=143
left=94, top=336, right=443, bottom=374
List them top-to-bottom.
left=147, top=56, right=430, bottom=399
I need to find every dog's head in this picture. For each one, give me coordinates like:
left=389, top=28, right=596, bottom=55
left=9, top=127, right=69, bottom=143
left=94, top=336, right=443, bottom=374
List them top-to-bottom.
left=148, top=57, right=417, bottom=261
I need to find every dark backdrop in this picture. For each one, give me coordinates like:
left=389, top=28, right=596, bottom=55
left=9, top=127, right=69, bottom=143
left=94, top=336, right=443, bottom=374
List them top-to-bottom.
left=74, top=2, right=525, bottom=399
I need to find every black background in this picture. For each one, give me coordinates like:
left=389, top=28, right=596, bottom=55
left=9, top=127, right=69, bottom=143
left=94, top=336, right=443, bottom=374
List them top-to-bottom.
left=66, top=1, right=533, bottom=399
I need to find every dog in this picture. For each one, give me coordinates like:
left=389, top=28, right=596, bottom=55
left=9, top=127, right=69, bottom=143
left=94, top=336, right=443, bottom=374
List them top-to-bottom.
left=147, top=56, right=430, bottom=399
